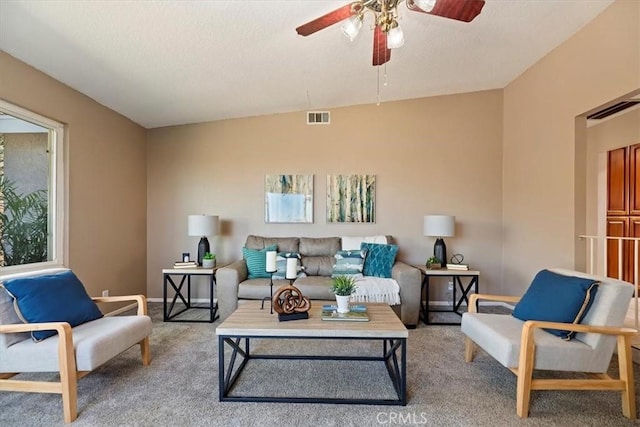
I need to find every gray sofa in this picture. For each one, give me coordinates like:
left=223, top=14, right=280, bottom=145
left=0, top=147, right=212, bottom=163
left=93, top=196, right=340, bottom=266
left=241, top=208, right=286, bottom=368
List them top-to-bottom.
left=216, top=235, right=421, bottom=327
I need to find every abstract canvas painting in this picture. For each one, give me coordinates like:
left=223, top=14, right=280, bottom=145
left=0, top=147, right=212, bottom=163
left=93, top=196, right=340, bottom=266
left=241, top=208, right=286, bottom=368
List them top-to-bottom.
left=265, top=174, right=313, bottom=223
left=326, top=175, right=375, bottom=223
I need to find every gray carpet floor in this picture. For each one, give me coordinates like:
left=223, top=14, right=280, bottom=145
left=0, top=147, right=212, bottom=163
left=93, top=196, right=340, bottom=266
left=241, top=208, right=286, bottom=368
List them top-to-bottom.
left=1, top=302, right=640, bottom=426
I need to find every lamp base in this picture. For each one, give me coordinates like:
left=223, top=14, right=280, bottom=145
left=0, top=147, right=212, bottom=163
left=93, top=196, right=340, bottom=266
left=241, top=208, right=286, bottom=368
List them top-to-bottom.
left=197, top=237, right=210, bottom=267
left=434, top=238, right=447, bottom=267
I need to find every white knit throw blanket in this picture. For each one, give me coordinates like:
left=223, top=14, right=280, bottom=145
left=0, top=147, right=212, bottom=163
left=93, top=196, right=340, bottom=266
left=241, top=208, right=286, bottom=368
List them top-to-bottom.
left=351, top=276, right=401, bottom=306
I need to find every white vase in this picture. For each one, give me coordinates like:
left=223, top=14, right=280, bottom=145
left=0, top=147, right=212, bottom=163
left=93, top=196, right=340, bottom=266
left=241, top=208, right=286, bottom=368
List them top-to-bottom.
left=202, top=259, right=215, bottom=268
left=335, top=295, right=351, bottom=313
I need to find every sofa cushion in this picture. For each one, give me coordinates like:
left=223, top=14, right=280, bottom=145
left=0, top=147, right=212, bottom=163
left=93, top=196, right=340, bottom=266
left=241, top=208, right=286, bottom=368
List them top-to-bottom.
left=245, top=235, right=299, bottom=252
left=299, top=237, right=341, bottom=257
left=361, top=243, right=398, bottom=278
left=242, top=245, right=278, bottom=279
left=332, top=249, right=367, bottom=278
left=273, top=252, right=306, bottom=279
left=301, top=256, right=335, bottom=276
left=512, top=269, right=599, bottom=340
left=2, top=270, right=104, bottom=342
left=290, top=276, right=335, bottom=300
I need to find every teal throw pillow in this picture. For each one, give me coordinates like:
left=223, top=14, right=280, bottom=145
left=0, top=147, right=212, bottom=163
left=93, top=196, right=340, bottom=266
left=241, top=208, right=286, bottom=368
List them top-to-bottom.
left=361, top=243, right=398, bottom=278
left=242, top=245, right=278, bottom=279
left=332, top=249, right=367, bottom=278
left=272, top=252, right=306, bottom=279
left=512, top=269, right=599, bottom=340
left=2, top=270, right=104, bottom=342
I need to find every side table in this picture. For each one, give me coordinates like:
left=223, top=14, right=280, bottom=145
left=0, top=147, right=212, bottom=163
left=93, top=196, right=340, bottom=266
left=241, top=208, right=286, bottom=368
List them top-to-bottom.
left=414, top=265, right=480, bottom=325
left=163, top=267, right=219, bottom=323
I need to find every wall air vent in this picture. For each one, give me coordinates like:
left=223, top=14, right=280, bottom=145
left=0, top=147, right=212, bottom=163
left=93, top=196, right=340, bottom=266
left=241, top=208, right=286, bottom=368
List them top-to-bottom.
left=587, top=101, right=640, bottom=120
left=307, top=111, right=330, bottom=125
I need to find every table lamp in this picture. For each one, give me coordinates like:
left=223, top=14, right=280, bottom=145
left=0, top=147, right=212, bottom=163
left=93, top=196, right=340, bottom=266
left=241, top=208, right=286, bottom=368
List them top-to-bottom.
left=188, top=214, right=218, bottom=266
left=423, top=215, right=455, bottom=266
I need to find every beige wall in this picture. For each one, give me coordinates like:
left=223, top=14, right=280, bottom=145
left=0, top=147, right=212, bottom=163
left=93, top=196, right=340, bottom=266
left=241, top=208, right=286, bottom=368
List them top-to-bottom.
left=502, top=0, right=640, bottom=294
left=0, top=51, right=148, bottom=300
left=146, top=90, right=503, bottom=299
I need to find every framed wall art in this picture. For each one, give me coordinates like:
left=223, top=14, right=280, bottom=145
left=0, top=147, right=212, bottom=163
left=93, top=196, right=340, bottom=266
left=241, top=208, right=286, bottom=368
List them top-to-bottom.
left=265, top=174, right=314, bottom=223
left=326, top=174, right=376, bottom=223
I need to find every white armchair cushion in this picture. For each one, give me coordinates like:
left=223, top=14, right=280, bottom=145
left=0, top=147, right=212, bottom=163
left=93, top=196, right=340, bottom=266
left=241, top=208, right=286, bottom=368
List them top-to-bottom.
left=461, top=313, right=602, bottom=371
left=0, top=315, right=152, bottom=372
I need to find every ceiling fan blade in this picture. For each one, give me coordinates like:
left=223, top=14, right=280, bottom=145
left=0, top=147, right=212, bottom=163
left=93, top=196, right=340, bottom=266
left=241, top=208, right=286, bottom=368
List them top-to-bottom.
left=407, top=0, right=485, bottom=23
left=296, top=3, right=358, bottom=36
left=372, top=25, right=391, bottom=66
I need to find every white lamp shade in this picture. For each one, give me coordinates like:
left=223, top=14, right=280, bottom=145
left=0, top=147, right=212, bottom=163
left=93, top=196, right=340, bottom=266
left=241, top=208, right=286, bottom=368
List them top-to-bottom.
left=415, top=0, right=437, bottom=12
left=341, top=14, right=363, bottom=41
left=386, top=25, right=405, bottom=49
left=188, top=215, right=218, bottom=237
left=423, top=215, right=455, bottom=237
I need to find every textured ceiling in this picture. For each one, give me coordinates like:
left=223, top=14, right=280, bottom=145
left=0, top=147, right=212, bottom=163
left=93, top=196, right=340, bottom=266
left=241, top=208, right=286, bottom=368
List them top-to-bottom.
left=0, top=0, right=616, bottom=128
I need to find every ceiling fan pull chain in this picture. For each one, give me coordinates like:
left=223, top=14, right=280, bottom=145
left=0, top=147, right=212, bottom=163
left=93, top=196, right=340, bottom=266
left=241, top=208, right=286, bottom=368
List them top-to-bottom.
left=384, top=64, right=388, bottom=86
left=377, top=66, right=381, bottom=106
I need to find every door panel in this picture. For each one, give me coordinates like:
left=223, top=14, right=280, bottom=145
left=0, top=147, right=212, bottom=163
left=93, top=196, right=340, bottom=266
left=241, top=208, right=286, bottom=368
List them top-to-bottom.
left=629, top=144, right=640, bottom=215
left=607, top=147, right=628, bottom=215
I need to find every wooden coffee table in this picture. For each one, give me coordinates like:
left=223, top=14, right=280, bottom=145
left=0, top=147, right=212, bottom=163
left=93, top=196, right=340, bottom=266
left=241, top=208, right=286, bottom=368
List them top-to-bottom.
left=216, top=301, right=408, bottom=405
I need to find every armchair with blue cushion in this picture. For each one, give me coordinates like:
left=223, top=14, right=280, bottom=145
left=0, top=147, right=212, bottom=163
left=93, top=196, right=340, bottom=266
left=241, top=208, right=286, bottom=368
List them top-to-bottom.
left=0, top=268, right=152, bottom=423
left=461, top=268, right=637, bottom=419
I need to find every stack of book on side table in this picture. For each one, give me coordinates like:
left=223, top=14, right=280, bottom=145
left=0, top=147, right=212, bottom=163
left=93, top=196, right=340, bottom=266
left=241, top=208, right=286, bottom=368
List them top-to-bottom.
left=173, top=261, right=198, bottom=269
left=446, top=264, right=469, bottom=271
left=321, top=304, right=369, bottom=322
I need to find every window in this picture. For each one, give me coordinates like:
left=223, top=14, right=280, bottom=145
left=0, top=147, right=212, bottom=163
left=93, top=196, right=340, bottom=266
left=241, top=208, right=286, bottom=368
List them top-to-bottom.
left=0, top=100, right=65, bottom=271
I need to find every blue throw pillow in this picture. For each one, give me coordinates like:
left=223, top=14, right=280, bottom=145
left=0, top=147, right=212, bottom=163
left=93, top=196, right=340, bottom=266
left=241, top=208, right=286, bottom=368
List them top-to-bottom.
left=361, top=243, right=398, bottom=278
left=242, top=245, right=278, bottom=279
left=332, top=249, right=367, bottom=278
left=512, top=269, right=599, bottom=340
left=2, top=270, right=104, bottom=342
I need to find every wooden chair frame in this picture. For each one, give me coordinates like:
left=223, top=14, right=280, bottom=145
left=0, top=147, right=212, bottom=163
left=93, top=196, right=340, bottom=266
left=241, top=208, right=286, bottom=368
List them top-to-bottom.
left=464, top=293, right=637, bottom=419
left=0, top=295, right=151, bottom=423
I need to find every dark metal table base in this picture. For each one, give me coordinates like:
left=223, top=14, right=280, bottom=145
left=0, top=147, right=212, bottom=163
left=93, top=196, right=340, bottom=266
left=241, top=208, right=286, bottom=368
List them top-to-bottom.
left=163, top=272, right=218, bottom=323
left=420, top=274, right=479, bottom=325
left=218, top=335, right=407, bottom=405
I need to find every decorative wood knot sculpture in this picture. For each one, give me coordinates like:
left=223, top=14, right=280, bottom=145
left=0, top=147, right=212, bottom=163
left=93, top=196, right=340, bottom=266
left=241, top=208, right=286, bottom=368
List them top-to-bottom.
left=272, top=285, right=311, bottom=321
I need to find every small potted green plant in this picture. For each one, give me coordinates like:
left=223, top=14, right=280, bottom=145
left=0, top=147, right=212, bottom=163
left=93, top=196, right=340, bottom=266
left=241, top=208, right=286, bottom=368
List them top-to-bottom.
left=202, top=252, right=216, bottom=268
left=426, top=256, right=441, bottom=270
left=331, top=275, right=357, bottom=313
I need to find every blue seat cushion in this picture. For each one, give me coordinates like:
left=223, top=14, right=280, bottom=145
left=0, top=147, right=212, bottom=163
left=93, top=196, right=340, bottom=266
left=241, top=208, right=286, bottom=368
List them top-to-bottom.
left=512, top=269, right=599, bottom=340
left=2, top=270, right=103, bottom=342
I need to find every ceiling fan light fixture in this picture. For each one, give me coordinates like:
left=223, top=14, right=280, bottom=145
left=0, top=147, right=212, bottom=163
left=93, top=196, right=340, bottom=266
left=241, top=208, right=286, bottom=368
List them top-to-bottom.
left=415, top=0, right=437, bottom=12
left=341, top=14, right=363, bottom=41
left=386, top=24, right=404, bottom=49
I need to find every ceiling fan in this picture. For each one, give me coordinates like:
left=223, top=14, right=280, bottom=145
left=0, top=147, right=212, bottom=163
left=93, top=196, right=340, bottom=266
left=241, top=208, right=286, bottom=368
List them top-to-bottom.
left=296, top=0, right=485, bottom=66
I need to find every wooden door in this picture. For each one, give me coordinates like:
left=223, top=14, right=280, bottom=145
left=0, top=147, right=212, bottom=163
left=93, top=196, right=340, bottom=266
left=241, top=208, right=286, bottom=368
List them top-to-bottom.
left=607, top=147, right=628, bottom=216
left=606, top=217, right=628, bottom=280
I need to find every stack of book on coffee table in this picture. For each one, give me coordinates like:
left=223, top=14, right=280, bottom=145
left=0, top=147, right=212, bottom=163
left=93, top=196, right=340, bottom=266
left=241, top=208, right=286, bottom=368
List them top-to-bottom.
left=321, top=304, right=369, bottom=322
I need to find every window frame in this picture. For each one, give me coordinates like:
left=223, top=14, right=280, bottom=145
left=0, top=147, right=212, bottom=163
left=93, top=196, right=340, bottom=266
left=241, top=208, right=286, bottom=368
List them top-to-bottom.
left=0, top=99, right=66, bottom=273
